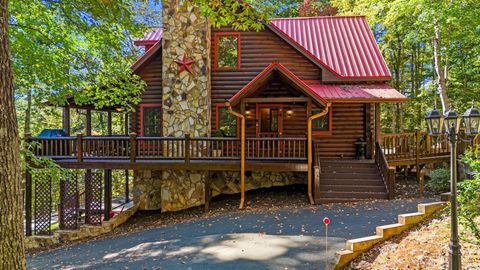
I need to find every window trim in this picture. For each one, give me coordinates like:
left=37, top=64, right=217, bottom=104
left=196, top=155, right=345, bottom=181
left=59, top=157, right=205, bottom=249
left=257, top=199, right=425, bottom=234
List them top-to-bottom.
left=214, top=32, right=241, bottom=70
left=215, top=102, right=239, bottom=137
left=139, top=103, right=162, bottom=137
left=312, top=106, right=333, bottom=136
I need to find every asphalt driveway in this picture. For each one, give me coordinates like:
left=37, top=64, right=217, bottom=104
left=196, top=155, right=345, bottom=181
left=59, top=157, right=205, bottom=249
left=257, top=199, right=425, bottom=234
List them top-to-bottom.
left=27, top=198, right=435, bottom=270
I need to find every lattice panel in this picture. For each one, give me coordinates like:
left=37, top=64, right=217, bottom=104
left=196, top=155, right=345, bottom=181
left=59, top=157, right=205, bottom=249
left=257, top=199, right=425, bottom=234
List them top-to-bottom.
left=85, top=171, right=103, bottom=225
left=34, top=174, right=52, bottom=236
left=59, top=176, right=79, bottom=230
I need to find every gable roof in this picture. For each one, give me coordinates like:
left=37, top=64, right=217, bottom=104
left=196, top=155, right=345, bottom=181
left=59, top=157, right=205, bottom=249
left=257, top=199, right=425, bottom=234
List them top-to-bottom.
left=133, top=16, right=390, bottom=80
left=270, top=16, right=390, bottom=79
left=228, top=62, right=329, bottom=107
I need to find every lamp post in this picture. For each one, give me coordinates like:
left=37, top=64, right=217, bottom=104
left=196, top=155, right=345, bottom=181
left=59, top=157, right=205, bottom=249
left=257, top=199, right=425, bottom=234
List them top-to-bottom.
left=425, top=102, right=480, bottom=270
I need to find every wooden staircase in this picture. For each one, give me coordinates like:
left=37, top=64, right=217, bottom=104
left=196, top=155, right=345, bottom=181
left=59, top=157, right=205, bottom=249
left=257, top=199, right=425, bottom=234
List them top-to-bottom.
left=314, top=160, right=389, bottom=204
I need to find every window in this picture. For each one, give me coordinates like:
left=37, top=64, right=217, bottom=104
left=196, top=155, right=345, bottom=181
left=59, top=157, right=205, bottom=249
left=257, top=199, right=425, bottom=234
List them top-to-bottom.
left=215, top=33, right=240, bottom=69
left=216, top=104, right=238, bottom=137
left=141, top=105, right=161, bottom=136
left=312, top=108, right=332, bottom=135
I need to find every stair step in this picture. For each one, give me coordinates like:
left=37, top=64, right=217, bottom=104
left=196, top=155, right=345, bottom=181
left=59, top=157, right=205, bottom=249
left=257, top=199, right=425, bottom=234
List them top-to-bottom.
left=321, top=167, right=380, bottom=174
left=321, top=172, right=381, bottom=179
left=321, top=179, right=385, bottom=186
left=320, top=185, right=387, bottom=192
left=317, top=191, right=389, bottom=199
left=314, top=198, right=372, bottom=204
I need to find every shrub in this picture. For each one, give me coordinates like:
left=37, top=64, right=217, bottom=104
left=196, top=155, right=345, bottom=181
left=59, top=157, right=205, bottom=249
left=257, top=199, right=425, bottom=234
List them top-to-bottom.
left=458, top=146, right=480, bottom=243
left=427, top=168, right=450, bottom=193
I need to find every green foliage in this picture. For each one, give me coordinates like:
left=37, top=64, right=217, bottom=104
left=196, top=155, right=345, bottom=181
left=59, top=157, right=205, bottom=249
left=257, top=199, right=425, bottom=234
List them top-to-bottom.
left=190, top=0, right=269, bottom=31
left=332, top=0, right=480, bottom=132
left=458, top=147, right=480, bottom=243
left=427, top=168, right=450, bottom=193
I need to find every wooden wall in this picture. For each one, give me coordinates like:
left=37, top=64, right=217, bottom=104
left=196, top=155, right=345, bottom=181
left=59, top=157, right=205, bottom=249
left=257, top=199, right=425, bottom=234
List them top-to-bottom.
left=210, top=27, right=323, bottom=132
left=132, top=50, right=163, bottom=135
left=315, top=103, right=373, bottom=159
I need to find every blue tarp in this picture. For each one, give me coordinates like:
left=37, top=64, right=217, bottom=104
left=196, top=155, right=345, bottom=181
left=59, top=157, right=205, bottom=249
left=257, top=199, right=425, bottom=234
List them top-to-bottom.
left=37, top=129, right=68, bottom=138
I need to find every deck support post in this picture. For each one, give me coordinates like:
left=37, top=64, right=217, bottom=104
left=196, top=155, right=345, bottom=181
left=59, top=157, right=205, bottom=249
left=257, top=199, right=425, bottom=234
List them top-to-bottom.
left=307, top=103, right=330, bottom=205
left=227, top=104, right=246, bottom=209
left=24, top=133, right=33, bottom=236
left=104, top=169, right=112, bottom=221
left=125, top=170, right=130, bottom=203
left=205, top=171, right=211, bottom=212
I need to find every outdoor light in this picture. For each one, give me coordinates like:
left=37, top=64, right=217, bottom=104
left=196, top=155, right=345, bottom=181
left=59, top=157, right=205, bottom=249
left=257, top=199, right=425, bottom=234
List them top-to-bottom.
left=462, top=102, right=480, bottom=136
left=425, top=105, right=443, bottom=136
left=444, top=107, right=460, bottom=134
left=286, top=108, right=294, bottom=117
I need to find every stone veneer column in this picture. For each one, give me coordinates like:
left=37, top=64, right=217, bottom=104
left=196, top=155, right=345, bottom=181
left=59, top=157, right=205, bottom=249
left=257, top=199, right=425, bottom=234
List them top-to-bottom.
left=160, top=0, right=211, bottom=212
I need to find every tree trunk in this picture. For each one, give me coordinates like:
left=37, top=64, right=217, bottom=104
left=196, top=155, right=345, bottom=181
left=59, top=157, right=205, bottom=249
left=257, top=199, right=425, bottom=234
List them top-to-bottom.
left=0, top=0, right=27, bottom=269
left=433, top=24, right=450, bottom=113
left=24, top=88, right=32, bottom=134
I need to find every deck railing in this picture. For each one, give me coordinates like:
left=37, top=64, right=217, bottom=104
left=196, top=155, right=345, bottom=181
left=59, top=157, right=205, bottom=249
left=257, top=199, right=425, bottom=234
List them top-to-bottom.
left=380, top=130, right=451, bottom=162
left=30, top=134, right=307, bottom=162
left=375, top=142, right=395, bottom=199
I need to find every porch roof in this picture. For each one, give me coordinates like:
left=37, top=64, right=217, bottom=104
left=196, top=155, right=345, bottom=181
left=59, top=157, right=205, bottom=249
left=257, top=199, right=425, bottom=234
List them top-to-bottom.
left=228, top=62, right=329, bottom=107
left=304, top=81, right=407, bottom=103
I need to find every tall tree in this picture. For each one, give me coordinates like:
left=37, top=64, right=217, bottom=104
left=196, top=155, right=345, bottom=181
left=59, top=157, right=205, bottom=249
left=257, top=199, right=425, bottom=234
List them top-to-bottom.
left=0, top=0, right=26, bottom=268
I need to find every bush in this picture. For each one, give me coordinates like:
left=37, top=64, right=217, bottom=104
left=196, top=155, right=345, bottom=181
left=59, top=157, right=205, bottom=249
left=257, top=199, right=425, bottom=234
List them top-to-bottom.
left=458, top=147, right=480, bottom=243
left=427, top=168, right=450, bottom=193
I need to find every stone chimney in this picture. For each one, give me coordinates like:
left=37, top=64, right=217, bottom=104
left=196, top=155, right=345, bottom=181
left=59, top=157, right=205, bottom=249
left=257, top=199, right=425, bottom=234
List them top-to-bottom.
left=158, top=0, right=211, bottom=212
left=162, top=0, right=211, bottom=137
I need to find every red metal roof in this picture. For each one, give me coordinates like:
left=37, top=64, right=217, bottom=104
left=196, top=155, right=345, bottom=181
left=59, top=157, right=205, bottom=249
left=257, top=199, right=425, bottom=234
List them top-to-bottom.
left=134, top=16, right=391, bottom=79
left=270, top=16, right=391, bottom=79
left=134, top=27, right=163, bottom=46
left=304, top=81, right=406, bottom=103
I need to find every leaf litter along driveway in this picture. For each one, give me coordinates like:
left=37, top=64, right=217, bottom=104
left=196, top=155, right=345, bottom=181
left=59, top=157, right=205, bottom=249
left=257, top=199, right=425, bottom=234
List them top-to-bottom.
left=27, top=198, right=435, bottom=270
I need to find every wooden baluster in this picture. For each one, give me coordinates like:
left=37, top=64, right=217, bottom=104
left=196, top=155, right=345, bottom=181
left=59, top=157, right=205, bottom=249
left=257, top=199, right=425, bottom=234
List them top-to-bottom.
left=129, top=133, right=137, bottom=162
left=77, top=134, right=83, bottom=162
left=185, top=134, right=190, bottom=164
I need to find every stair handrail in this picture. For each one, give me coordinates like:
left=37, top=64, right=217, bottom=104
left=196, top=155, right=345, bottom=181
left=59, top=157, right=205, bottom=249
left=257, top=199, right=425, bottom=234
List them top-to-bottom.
left=376, top=142, right=395, bottom=199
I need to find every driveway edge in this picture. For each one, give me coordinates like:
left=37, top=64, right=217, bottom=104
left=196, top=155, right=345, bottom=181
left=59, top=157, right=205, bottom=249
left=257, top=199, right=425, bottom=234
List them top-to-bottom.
left=328, top=201, right=447, bottom=270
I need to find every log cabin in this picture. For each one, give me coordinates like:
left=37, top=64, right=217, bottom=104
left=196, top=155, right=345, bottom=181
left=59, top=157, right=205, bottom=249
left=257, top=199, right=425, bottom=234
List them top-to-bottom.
left=26, top=1, right=409, bottom=230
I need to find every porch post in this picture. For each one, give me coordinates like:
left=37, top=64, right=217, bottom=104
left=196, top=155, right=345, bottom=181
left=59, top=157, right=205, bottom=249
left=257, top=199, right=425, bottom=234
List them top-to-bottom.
left=307, top=103, right=330, bottom=205
left=374, top=103, right=381, bottom=157
left=227, top=104, right=246, bottom=209
left=63, top=106, right=70, bottom=136
left=86, top=109, right=92, bottom=136
left=107, top=111, right=112, bottom=136
left=104, top=169, right=112, bottom=221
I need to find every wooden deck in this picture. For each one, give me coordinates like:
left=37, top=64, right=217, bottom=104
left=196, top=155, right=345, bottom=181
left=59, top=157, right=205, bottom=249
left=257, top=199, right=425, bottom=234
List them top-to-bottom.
left=380, top=130, right=479, bottom=167
left=28, top=135, right=308, bottom=171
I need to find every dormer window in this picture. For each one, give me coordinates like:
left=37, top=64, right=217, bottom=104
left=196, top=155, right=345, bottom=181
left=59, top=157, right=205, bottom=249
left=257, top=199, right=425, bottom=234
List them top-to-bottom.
left=214, top=33, right=241, bottom=69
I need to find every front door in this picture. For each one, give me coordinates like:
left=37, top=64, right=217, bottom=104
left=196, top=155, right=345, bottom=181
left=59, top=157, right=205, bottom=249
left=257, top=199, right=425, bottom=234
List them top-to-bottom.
left=257, top=104, right=283, bottom=137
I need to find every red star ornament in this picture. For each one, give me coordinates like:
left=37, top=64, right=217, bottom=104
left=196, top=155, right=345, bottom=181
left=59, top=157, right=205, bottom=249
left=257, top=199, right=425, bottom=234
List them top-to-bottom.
left=174, top=53, right=195, bottom=75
